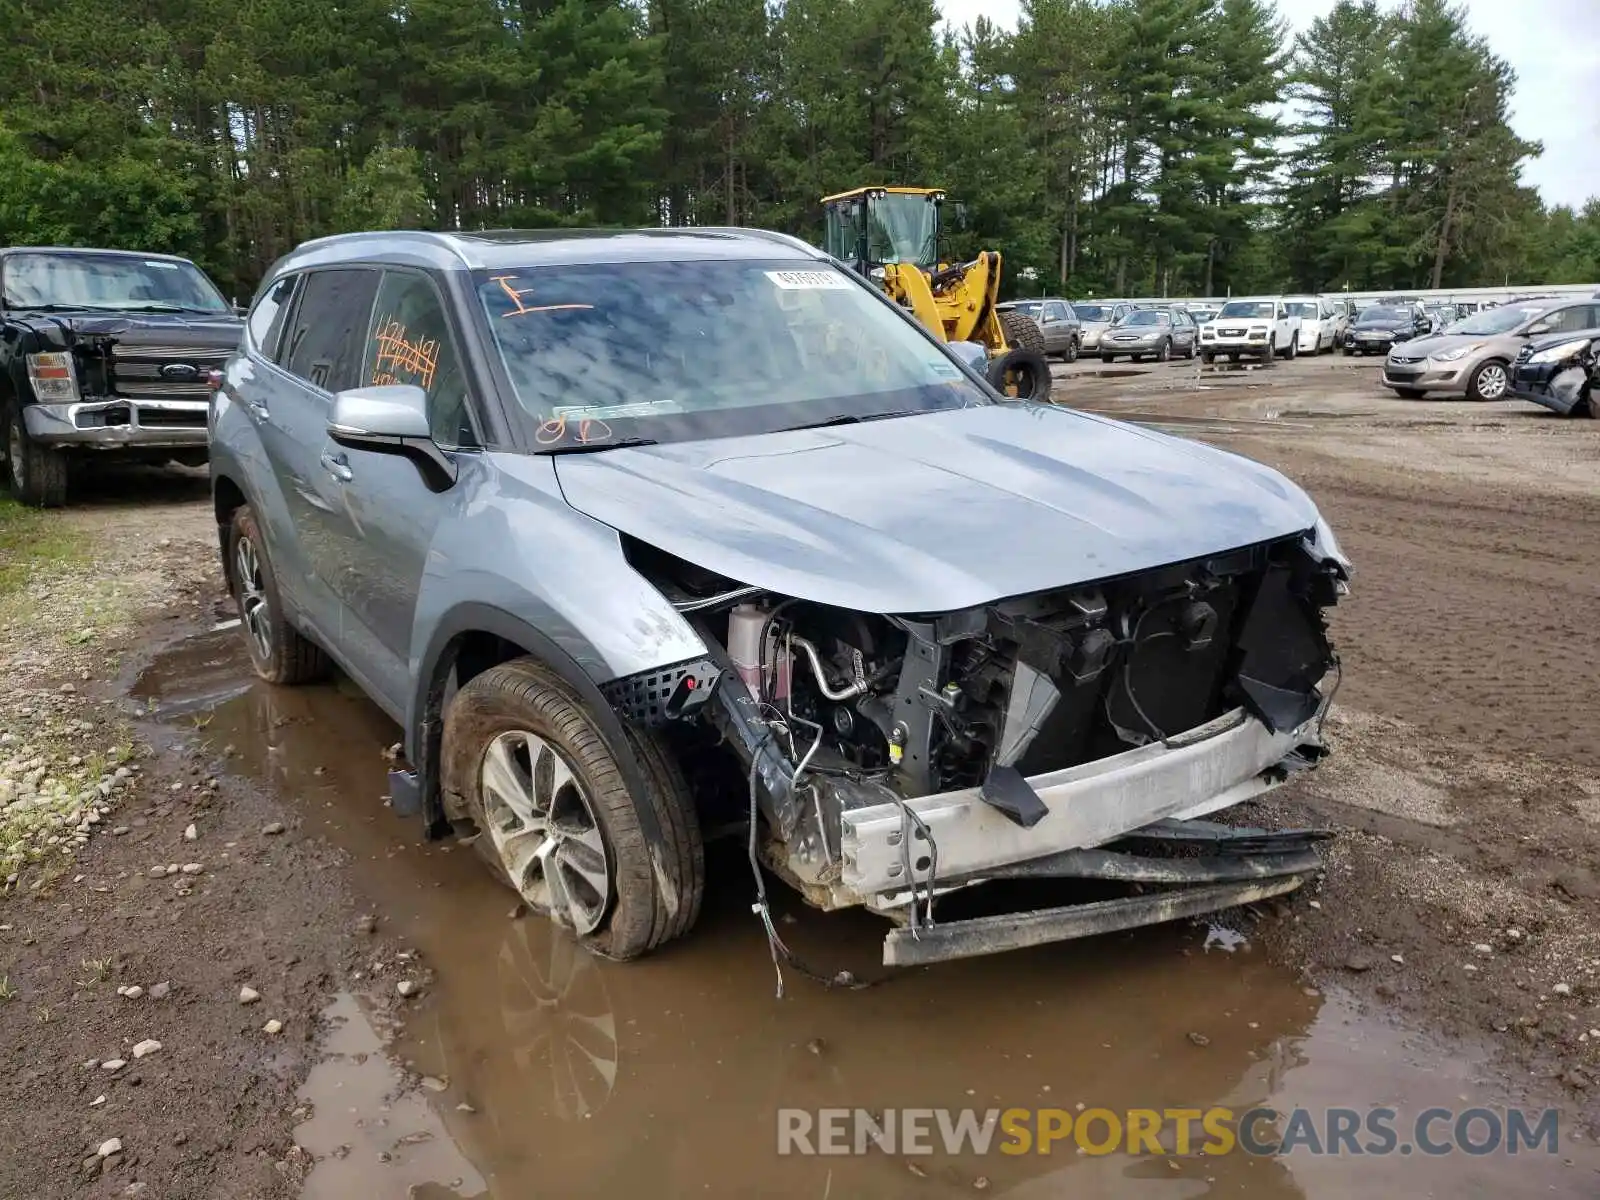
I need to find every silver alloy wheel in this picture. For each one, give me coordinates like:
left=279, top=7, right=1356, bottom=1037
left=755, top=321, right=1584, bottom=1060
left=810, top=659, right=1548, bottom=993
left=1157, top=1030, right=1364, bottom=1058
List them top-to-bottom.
left=1475, top=362, right=1508, bottom=399
left=233, top=535, right=272, bottom=661
left=480, top=730, right=611, bottom=935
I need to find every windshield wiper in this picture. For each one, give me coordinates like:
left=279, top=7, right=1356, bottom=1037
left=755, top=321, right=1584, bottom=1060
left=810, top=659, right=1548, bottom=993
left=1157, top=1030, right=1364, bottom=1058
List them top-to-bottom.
left=3, top=302, right=117, bottom=312
left=121, top=304, right=219, bottom=314
left=780, top=409, right=925, bottom=432
left=540, top=436, right=660, bottom=455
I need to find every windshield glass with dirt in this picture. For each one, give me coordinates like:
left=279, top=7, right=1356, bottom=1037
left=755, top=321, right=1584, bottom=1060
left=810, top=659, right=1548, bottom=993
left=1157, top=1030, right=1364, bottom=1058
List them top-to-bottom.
left=2, top=252, right=229, bottom=313
left=475, top=260, right=989, bottom=451
left=1217, top=301, right=1276, bottom=319
left=1073, top=304, right=1112, bottom=322
left=1119, top=310, right=1164, bottom=326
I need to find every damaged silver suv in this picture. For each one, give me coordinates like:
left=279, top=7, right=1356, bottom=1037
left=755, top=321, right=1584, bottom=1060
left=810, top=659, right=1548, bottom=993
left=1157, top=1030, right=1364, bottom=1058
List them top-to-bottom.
left=210, top=229, right=1350, bottom=967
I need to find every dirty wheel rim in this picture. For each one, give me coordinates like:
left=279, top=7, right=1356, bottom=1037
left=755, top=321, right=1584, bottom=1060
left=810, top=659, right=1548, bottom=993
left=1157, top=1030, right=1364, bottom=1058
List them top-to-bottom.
left=1005, top=361, right=1044, bottom=400
left=1476, top=363, right=1507, bottom=399
left=233, top=536, right=272, bottom=662
left=480, top=731, right=610, bottom=935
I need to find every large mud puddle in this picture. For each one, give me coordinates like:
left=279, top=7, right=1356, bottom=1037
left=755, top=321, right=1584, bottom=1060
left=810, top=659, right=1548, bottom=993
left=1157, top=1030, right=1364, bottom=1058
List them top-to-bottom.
left=131, top=631, right=1600, bottom=1197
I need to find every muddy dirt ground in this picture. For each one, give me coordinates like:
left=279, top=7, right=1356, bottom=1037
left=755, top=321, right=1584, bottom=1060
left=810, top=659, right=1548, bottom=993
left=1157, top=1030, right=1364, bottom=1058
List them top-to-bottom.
left=2, top=355, right=1599, bottom=1198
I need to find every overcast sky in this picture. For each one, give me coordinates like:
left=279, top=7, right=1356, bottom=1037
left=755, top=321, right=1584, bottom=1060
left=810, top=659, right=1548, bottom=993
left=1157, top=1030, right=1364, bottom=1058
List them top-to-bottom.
left=938, top=0, right=1599, bottom=211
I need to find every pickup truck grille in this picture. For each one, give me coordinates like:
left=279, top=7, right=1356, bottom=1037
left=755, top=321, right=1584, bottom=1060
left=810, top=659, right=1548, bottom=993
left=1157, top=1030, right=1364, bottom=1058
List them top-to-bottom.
left=109, top=344, right=232, bottom=401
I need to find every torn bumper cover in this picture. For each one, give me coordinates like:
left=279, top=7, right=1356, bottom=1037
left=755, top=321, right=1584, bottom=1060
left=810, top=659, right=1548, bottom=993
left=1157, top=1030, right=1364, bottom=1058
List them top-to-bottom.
left=844, top=699, right=1331, bottom=965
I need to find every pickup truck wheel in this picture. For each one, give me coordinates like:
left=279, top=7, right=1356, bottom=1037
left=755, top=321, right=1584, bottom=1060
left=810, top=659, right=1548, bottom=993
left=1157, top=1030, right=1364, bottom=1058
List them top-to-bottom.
left=1284, top=335, right=1298, bottom=360
left=1466, top=359, right=1509, bottom=402
left=4, top=405, right=68, bottom=508
left=227, top=505, right=330, bottom=684
left=442, top=658, right=704, bottom=961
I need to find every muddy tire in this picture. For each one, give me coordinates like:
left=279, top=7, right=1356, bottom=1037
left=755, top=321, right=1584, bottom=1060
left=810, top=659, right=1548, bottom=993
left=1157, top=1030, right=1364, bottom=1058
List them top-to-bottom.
left=989, top=310, right=1053, bottom=403
left=1466, top=358, right=1509, bottom=402
left=4, top=404, right=68, bottom=508
left=227, top=505, right=330, bottom=685
left=441, top=657, right=703, bottom=961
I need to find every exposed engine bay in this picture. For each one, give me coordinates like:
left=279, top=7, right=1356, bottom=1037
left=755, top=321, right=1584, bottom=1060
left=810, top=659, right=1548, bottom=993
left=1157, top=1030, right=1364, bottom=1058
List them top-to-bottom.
left=613, top=529, right=1345, bottom=967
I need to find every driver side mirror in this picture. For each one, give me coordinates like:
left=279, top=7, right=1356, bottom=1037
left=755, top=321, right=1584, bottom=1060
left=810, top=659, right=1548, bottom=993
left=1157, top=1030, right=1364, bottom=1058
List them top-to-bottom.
left=946, top=340, right=989, bottom=376
left=327, top=384, right=456, bottom=490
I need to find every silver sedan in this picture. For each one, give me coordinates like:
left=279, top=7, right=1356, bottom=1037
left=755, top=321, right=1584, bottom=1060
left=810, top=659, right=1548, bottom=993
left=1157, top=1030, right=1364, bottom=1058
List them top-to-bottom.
left=1099, top=309, right=1198, bottom=362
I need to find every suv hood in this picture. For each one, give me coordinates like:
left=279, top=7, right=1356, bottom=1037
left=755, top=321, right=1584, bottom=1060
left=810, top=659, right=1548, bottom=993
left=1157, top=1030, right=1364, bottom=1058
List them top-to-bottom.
left=1399, top=332, right=1495, bottom=357
left=554, top=405, right=1319, bottom=613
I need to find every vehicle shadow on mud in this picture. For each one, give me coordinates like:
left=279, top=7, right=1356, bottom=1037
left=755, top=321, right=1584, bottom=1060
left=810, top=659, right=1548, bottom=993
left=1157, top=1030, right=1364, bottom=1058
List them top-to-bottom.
left=65, top=460, right=209, bottom=508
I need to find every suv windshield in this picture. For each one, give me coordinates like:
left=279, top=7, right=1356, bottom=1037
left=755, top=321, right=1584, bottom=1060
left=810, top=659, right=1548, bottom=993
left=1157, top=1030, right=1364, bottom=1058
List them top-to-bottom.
left=2, top=252, right=229, bottom=313
left=475, top=260, right=989, bottom=450
left=1218, top=301, right=1275, bottom=319
left=1285, top=302, right=1319, bottom=318
left=1447, top=305, right=1549, bottom=335
left=1119, top=310, right=1163, bottom=326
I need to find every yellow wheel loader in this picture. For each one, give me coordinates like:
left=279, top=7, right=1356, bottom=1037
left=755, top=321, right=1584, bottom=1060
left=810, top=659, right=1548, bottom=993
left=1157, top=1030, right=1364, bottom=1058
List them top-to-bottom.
left=820, top=186, right=1052, bottom=403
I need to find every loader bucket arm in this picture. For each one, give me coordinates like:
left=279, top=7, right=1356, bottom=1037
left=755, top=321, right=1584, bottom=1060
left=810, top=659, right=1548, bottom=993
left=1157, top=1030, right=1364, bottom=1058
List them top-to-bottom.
left=882, top=263, right=945, bottom=340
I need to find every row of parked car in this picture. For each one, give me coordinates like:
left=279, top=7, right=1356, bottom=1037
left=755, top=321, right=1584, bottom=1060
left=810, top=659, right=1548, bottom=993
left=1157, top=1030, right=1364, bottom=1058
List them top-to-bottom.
left=997, top=289, right=1599, bottom=417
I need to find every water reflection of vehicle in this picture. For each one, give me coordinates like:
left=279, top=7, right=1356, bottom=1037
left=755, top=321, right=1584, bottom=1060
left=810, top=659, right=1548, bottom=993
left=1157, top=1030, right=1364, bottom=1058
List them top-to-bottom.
left=407, top=901, right=1321, bottom=1199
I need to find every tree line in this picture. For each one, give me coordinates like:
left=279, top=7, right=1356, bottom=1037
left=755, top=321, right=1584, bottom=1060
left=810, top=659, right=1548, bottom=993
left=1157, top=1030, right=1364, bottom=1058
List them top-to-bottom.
left=0, top=0, right=1593, bottom=302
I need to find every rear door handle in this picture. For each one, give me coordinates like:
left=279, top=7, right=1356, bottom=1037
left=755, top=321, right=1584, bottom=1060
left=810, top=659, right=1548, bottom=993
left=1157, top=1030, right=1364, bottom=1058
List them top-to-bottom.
left=245, top=399, right=270, bottom=420
left=319, top=451, right=353, bottom=483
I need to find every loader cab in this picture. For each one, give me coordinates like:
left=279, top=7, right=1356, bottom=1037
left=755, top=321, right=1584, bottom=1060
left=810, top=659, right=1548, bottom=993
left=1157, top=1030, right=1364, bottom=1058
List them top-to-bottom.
left=822, top=187, right=944, bottom=275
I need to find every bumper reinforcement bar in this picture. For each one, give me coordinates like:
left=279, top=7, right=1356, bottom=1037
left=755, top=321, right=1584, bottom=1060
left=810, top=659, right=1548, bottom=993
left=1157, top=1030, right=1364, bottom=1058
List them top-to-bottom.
left=882, top=874, right=1310, bottom=967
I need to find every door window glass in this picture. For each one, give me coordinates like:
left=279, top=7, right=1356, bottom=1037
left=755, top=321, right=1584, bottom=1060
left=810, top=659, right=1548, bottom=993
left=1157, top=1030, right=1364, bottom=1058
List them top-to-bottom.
left=281, top=269, right=381, bottom=393
left=362, top=271, right=473, bottom=447
left=247, top=274, right=297, bottom=359
left=1044, top=302, right=1068, bottom=322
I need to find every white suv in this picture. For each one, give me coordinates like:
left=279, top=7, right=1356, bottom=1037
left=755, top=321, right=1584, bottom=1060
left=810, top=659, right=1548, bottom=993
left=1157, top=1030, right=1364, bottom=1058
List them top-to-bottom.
left=1200, top=299, right=1301, bottom=363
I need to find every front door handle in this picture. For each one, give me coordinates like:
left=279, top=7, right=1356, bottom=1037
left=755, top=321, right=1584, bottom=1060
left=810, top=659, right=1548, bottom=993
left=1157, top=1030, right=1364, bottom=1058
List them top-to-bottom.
left=246, top=399, right=270, bottom=420
left=320, top=451, right=353, bottom=483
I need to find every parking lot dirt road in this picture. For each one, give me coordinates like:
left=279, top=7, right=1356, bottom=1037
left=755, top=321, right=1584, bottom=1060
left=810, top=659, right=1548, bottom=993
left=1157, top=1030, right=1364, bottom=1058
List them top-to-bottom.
left=2, top=356, right=1599, bottom=1198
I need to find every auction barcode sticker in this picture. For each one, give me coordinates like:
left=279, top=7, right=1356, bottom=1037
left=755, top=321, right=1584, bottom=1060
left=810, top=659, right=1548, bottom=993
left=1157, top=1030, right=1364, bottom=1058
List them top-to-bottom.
left=765, top=269, right=853, bottom=290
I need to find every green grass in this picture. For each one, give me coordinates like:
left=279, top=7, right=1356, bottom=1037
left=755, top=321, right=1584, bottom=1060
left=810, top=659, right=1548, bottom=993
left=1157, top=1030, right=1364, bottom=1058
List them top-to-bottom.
left=0, top=495, right=81, bottom=597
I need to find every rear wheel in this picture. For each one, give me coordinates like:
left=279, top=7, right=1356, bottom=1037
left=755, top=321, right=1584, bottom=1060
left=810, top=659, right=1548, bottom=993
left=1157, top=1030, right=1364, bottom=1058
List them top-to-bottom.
left=989, top=310, right=1053, bottom=403
left=1284, top=335, right=1298, bottom=360
left=1063, top=336, right=1079, bottom=364
left=1155, top=339, right=1171, bottom=362
left=1184, top=339, right=1197, bottom=360
left=1466, top=359, right=1509, bottom=402
left=4, top=405, right=68, bottom=508
left=227, top=505, right=330, bottom=684
left=441, top=658, right=704, bottom=961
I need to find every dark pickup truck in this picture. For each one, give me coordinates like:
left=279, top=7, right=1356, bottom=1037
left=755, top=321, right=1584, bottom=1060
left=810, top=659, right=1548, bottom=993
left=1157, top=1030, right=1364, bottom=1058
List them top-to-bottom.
left=1, top=246, right=243, bottom=506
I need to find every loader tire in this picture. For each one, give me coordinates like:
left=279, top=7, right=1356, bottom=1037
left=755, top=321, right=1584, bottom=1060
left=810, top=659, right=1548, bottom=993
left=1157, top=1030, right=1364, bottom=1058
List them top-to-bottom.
left=990, top=310, right=1053, bottom=403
